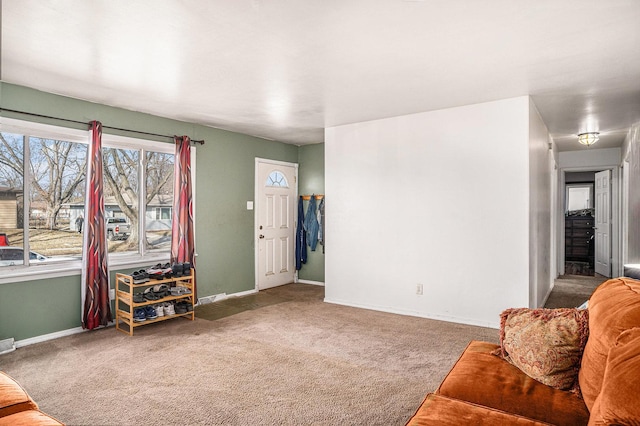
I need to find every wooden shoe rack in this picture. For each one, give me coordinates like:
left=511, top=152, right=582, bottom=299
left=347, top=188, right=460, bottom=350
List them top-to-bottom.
left=115, top=268, right=195, bottom=336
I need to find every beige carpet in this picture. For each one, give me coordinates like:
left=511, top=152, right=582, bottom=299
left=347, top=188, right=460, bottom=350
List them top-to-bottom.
left=544, top=275, right=607, bottom=309
left=1, top=284, right=498, bottom=425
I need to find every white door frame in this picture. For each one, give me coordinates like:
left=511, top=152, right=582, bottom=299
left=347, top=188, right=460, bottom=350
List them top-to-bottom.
left=254, top=158, right=298, bottom=290
left=557, top=166, right=622, bottom=277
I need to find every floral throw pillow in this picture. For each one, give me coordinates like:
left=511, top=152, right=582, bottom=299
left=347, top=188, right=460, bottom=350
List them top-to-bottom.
left=493, top=307, right=589, bottom=391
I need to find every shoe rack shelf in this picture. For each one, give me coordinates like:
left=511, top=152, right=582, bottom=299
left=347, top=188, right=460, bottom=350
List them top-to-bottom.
left=115, top=269, right=195, bottom=336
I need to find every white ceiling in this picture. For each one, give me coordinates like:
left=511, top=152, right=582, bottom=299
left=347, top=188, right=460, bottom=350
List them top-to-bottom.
left=2, top=0, right=640, bottom=151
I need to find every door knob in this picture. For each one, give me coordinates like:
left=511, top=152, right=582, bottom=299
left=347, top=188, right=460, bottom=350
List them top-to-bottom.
left=259, top=234, right=265, bottom=239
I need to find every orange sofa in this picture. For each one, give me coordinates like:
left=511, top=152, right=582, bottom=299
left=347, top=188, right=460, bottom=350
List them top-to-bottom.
left=407, top=277, right=640, bottom=425
left=0, top=371, right=63, bottom=425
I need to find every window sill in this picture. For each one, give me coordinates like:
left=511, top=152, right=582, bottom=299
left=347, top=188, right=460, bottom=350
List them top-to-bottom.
left=0, top=253, right=170, bottom=285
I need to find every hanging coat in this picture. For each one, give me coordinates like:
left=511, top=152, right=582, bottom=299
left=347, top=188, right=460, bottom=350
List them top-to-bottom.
left=304, top=195, right=320, bottom=251
left=295, top=196, right=307, bottom=270
left=318, top=197, right=325, bottom=253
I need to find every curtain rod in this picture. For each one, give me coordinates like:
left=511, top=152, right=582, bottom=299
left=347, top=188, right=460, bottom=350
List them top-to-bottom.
left=0, top=107, right=205, bottom=145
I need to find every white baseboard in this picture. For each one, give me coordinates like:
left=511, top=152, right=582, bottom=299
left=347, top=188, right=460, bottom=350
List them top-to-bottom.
left=296, top=279, right=325, bottom=286
left=13, top=287, right=261, bottom=348
left=323, top=297, right=499, bottom=329
left=15, top=322, right=115, bottom=348
left=16, top=327, right=84, bottom=348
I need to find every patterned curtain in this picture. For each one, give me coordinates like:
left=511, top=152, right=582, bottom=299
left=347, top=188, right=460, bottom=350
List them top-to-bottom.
left=81, top=121, right=112, bottom=330
left=171, top=136, right=196, bottom=298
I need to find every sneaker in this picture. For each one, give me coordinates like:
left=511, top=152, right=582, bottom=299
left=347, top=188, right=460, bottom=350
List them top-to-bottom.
left=182, top=262, right=192, bottom=276
left=161, top=263, right=173, bottom=278
left=171, top=263, right=184, bottom=277
left=146, top=264, right=165, bottom=280
left=171, top=286, right=192, bottom=296
left=164, top=302, right=175, bottom=316
left=175, top=302, right=188, bottom=314
left=154, top=304, right=165, bottom=317
left=144, top=305, right=158, bottom=320
left=133, top=308, right=147, bottom=322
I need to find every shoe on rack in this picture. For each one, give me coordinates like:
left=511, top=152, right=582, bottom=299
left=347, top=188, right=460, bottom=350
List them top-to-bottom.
left=182, top=262, right=191, bottom=276
left=161, top=263, right=173, bottom=278
left=171, top=263, right=184, bottom=277
left=146, top=264, right=165, bottom=279
left=131, top=270, right=149, bottom=284
left=152, top=284, right=170, bottom=298
left=171, top=286, right=188, bottom=296
left=144, top=287, right=160, bottom=301
left=133, top=293, right=145, bottom=303
left=164, top=302, right=175, bottom=316
left=175, top=302, right=188, bottom=314
left=154, top=304, right=165, bottom=317
left=144, top=305, right=158, bottom=320
left=133, top=308, right=147, bottom=322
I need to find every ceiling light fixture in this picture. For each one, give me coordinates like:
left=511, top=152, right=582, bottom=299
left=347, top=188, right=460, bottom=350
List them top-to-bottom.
left=577, top=132, right=599, bottom=146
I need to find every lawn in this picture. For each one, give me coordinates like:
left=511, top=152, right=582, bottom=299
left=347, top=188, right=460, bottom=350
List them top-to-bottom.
left=0, top=228, right=170, bottom=257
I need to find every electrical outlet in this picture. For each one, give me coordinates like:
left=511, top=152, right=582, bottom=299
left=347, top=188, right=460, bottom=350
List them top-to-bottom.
left=416, top=283, right=423, bottom=295
left=109, top=288, right=115, bottom=300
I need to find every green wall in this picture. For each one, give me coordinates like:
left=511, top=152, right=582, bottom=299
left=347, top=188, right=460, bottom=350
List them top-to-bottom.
left=0, top=82, right=309, bottom=341
left=297, top=143, right=325, bottom=282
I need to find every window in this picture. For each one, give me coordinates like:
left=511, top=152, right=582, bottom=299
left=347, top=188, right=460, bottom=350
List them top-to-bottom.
left=0, top=118, right=183, bottom=271
left=0, top=129, right=86, bottom=265
left=144, top=151, right=174, bottom=253
left=265, top=170, right=288, bottom=188
left=566, top=183, right=594, bottom=213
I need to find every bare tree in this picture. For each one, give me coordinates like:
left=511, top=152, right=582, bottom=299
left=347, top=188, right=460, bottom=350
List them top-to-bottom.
left=0, top=132, right=24, bottom=188
left=0, top=133, right=86, bottom=230
left=30, top=138, right=87, bottom=229
left=103, top=148, right=173, bottom=249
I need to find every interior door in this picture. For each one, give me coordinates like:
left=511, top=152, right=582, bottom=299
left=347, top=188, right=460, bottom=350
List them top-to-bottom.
left=255, top=160, right=297, bottom=290
left=594, top=170, right=611, bottom=277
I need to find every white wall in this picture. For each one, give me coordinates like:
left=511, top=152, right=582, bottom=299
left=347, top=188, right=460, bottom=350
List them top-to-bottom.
left=325, top=97, right=532, bottom=329
left=528, top=98, right=553, bottom=308
left=623, top=124, right=640, bottom=263
left=558, top=148, right=621, bottom=169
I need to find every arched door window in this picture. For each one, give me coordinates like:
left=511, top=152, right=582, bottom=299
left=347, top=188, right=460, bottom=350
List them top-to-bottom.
left=265, top=170, right=289, bottom=188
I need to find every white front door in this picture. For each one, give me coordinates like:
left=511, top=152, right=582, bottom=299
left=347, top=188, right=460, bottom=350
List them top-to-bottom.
left=255, top=159, right=297, bottom=290
left=594, top=170, right=611, bottom=277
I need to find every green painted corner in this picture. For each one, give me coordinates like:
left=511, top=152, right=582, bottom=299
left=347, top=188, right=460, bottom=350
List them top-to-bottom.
left=298, top=144, right=325, bottom=283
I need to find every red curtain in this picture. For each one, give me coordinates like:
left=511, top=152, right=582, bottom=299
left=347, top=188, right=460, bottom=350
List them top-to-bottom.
left=82, top=121, right=112, bottom=330
left=171, top=136, right=196, bottom=298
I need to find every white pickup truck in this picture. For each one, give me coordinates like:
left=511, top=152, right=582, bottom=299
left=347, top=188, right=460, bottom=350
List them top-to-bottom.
left=105, top=217, right=131, bottom=241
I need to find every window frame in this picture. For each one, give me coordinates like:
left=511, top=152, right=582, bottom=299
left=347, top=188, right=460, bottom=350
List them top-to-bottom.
left=0, top=117, right=194, bottom=284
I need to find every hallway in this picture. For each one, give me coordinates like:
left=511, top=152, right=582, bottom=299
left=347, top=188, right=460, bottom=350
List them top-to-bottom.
left=544, top=275, right=607, bottom=308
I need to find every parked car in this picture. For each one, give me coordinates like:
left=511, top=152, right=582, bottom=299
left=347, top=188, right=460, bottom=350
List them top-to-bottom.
left=105, top=217, right=131, bottom=241
left=0, top=247, right=76, bottom=267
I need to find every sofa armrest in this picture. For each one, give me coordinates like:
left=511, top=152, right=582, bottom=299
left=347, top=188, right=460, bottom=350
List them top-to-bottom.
left=436, top=341, right=589, bottom=426
left=0, top=372, right=39, bottom=418
left=406, top=393, right=553, bottom=425
left=0, top=409, right=64, bottom=425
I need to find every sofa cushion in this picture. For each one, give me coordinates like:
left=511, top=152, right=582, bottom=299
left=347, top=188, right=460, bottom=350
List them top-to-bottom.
left=578, top=277, right=640, bottom=410
left=495, top=307, right=588, bottom=391
left=587, top=327, right=640, bottom=426
left=437, top=341, right=590, bottom=426
left=0, top=371, right=39, bottom=418
left=406, top=393, right=554, bottom=426
left=0, top=410, right=64, bottom=425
